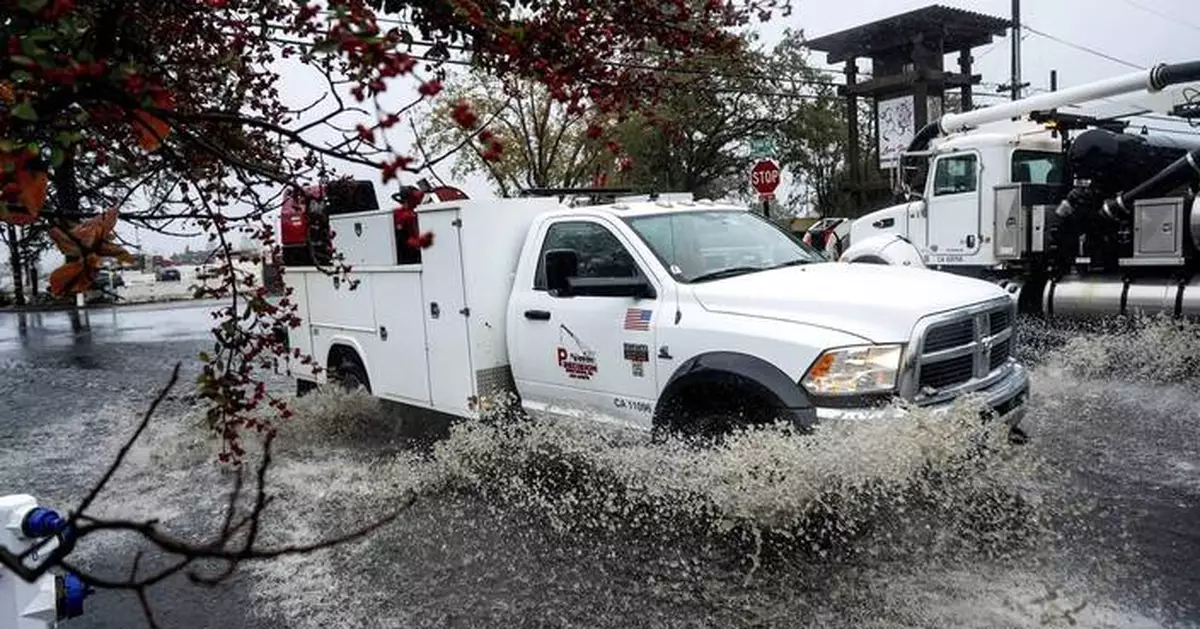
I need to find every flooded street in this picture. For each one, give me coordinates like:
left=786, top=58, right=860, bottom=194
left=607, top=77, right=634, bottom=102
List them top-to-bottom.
left=1, top=302, right=1198, bottom=628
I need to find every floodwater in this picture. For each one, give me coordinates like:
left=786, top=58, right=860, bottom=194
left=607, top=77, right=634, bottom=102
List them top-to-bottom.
left=0, top=302, right=1197, bottom=629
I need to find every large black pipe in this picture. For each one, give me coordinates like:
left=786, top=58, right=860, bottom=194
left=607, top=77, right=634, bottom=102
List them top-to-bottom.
left=1150, top=61, right=1200, bottom=91
left=907, top=122, right=942, bottom=154
left=1102, top=149, right=1200, bottom=219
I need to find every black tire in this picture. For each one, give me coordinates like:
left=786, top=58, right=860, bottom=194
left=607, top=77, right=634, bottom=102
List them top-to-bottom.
left=331, top=355, right=371, bottom=394
left=296, top=379, right=317, bottom=397
left=658, top=383, right=778, bottom=446
left=677, top=408, right=743, bottom=442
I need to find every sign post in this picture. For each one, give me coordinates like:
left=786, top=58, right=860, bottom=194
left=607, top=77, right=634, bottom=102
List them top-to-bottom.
left=750, top=159, right=781, bottom=218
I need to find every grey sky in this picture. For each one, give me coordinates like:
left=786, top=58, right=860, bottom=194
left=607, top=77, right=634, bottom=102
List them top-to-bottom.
left=9, top=0, right=1200, bottom=267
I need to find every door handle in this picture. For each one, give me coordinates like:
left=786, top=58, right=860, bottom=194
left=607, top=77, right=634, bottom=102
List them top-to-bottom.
left=872, top=217, right=895, bottom=229
left=524, top=309, right=551, bottom=321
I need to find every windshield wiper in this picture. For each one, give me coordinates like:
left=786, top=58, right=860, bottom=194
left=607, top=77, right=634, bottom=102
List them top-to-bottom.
left=766, top=258, right=811, bottom=270
left=688, top=266, right=766, bottom=283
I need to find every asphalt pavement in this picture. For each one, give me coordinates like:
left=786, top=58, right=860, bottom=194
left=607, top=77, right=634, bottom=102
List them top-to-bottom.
left=1, top=301, right=1198, bottom=629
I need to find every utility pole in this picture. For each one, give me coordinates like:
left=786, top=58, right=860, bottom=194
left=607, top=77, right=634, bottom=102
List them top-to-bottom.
left=1010, top=0, right=1022, bottom=100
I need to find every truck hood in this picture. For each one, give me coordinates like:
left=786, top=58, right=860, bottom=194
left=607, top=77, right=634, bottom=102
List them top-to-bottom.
left=689, top=262, right=1006, bottom=343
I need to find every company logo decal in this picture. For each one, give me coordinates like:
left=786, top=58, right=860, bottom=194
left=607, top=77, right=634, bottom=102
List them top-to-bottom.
left=557, top=324, right=596, bottom=380
left=624, top=342, right=649, bottom=377
left=557, top=347, right=597, bottom=380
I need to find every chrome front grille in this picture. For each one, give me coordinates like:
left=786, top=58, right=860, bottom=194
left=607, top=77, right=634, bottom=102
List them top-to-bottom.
left=905, top=298, right=1017, bottom=403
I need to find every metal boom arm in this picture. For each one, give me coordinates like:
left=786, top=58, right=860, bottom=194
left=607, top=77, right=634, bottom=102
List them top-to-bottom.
left=908, top=60, right=1200, bottom=151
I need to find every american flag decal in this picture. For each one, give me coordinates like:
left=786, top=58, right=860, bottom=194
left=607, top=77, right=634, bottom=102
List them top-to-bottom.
left=623, top=308, right=652, bottom=331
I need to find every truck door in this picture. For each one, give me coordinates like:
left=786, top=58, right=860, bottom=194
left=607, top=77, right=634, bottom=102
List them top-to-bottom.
left=926, top=151, right=982, bottom=259
left=509, top=219, right=661, bottom=429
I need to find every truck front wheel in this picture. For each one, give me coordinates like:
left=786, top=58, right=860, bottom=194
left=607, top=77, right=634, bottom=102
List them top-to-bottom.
left=656, top=381, right=779, bottom=444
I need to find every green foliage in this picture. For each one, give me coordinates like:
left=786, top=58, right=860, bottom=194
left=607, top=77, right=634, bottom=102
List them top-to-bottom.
left=769, top=29, right=868, bottom=218
left=416, top=30, right=872, bottom=213
left=612, top=45, right=776, bottom=199
left=419, top=69, right=616, bottom=196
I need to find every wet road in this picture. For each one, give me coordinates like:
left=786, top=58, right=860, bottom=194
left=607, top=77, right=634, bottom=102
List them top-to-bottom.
left=1, top=301, right=1198, bottom=629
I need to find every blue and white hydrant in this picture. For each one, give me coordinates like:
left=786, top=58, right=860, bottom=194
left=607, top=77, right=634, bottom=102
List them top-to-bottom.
left=1, top=495, right=93, bottom=628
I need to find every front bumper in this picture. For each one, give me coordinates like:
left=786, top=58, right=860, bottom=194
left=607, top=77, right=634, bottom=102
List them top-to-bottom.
left=813, top=362, right=1030, bottom=427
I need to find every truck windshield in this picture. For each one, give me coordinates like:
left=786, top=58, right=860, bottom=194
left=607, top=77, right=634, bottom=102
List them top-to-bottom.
left=1012, top=150, right=1066, bottom=185
left=624, top=210, right=826, bottom=283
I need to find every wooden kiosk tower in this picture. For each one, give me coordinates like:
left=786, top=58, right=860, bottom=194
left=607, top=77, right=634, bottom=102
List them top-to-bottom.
left=805, top=5, right=1011, bottom=210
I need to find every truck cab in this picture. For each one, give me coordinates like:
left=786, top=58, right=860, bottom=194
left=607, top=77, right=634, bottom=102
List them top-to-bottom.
left=846, top=120, right=1066, bottom=271
left=281, top=189, right=1030, bottom=439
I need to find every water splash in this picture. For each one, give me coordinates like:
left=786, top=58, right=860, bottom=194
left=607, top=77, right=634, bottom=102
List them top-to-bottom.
left=1018, top=313, right=1200, bottom=383
left=408, top=395, right=1049, bottom=573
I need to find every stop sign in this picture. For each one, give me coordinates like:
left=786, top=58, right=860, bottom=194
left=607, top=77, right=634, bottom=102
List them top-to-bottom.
left=750, top=160, right=780, bottom=195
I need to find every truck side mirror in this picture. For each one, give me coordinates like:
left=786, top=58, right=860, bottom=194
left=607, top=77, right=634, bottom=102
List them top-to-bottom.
left=902, top=180, right=924, bottom=201
left=543, top=248, right=579, bottom=295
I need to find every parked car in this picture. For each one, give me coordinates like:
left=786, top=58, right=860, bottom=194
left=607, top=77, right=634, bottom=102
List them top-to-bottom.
left=279, top=192, right=1029, bottom=441
left=801, top=217, right=852, bottom=260
left=156, top=268, right=181, bottom=282
left=90, top=272, right=125, bottom=291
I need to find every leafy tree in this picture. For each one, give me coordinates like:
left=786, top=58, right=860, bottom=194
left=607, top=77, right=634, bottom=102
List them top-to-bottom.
left=2, top=0, right=791, bottom=455
left=768, top=29, right=887, bottom=219
left=771, top=29, right=849, bottom=217
left=419, top=33, right=792, bottom=199
left=611, top=41, right=778, bottom=199
left=419, top=69, right=617, bottom=196
left=0, top=219, right=51, bottom=304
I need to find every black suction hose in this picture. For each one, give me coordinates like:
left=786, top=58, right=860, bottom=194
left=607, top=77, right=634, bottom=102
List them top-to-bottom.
left=1149, top=61, right=1200, bottom=91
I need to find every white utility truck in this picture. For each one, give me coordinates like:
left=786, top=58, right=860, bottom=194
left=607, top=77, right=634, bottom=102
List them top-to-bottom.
left=840, top=60, right=1200, bottom=320
left=279, top=187, right=1029, bottom=439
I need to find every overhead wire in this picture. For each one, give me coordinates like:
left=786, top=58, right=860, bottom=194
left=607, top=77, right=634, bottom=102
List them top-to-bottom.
left=1113, top=0, right=1200, bottom=33
left=310, top=8, right=870, bottom=82
left=264, top=12, right=1195, bottom=131
left=262, top=22, right=849, bottom=92
left=1021, top=24, right=1145, bottom=70
left=264, top=35, right=830, bottom=100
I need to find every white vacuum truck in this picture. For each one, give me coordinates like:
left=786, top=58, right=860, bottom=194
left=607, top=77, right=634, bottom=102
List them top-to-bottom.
left=841, top=60, right=1200, bottom=319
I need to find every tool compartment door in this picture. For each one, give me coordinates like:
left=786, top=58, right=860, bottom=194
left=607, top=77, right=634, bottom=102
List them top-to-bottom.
left=419, top=208, right=476, bottom=416
left=370, top=269, right=432, bottom=405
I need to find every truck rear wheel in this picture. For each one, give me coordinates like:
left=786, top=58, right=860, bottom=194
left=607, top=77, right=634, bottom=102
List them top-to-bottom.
left=329, top=350, right=371, bottom=394
left=296, top=379, right=317, bottom=397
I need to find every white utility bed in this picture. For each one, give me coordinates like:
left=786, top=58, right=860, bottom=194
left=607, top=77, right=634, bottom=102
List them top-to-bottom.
left=285, top=196, right=563, bottom=419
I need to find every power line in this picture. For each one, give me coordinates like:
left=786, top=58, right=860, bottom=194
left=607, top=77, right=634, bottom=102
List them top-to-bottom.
left=1113, top=0, right=1200, bottom=32
left=309, top=8, right=868, bottom=83
left=263, top=24, right=849, bottom=92
left=1022, top=24, right=1145, bottom=70
left=265, top=36, right=828, bottom=101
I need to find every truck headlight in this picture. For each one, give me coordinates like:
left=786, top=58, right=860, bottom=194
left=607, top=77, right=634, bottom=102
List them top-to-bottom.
left=801, top=344, right=903, bottom=396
